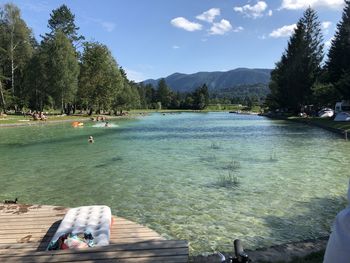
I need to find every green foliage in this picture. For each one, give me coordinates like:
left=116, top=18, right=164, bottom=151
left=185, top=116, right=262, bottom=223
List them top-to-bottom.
left=326, top=0, right=350, bottom=99
left=0, top=3, right=34, bottom=109
left=45, top=4, right=84, bottom=45
left=267, top=8, right=324, bottom=113
left=45, top=31, right=79, bottom=113
left=78, top=41, right=123, bottom=114
left=23, top=47, right=50, bottom=110
left=156, top=78, right=171, bottom=109
left=137, top=80, right=210, bottom=110
left=311, top=82, right=339, bottom=108
left=212, top=83, right=269, bottom=105
left=192, top=84, right=209, bottom=110
left=218, top=160, right=241, bottom=188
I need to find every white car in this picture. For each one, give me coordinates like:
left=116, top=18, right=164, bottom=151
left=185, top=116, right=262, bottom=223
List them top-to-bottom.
left=318, top=108, right=334, bottom=118
left=334, top=111, right=350, bottom=122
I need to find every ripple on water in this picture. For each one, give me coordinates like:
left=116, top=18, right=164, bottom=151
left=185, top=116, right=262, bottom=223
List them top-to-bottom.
left=0, top=112, right=349, bottom=255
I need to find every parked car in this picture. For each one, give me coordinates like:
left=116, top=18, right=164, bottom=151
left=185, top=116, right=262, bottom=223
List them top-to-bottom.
left=318, top=108, right=334, bottom=118
left=334, top=111, right=350, bottom=121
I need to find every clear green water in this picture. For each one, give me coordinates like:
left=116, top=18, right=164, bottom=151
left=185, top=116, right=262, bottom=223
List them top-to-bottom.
left=0, top=112, right=349, bottom=254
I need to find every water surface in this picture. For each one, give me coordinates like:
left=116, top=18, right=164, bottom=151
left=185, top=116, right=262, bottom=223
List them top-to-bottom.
left=0, top=112, right=348, bottom=254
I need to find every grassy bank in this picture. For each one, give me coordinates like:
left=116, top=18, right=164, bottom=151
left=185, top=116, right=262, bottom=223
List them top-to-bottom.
left=0, top=113, right=139, bottom=126
left=265, top=113, right=350, bottom=139
left=290, top=116, right=350, bottom=132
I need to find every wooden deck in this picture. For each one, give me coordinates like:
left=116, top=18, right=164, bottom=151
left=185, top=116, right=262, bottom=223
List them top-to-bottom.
left=0, top=204, right=188, bottom=262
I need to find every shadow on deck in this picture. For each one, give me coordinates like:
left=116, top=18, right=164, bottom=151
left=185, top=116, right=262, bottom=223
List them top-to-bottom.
left=0, top=203, right=188, bottom=262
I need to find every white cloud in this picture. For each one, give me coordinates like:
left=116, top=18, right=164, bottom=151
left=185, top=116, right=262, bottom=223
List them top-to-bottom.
left=281, top=0, right=344, bottom=10
left=22, top=1, right=51, bottom=12
left=234, top=1, right=268, bottom=18
left=196, top=8, right=221, bottom=23
left=268, top=10, right=273, bottom=16
left=81, top=16, right=116, bottom=33
left=171, top=17, right=202, bottom=32
left=209, top=19, right=232, bottom=35
left=322, top=21, right=332, bottom=34
left=322, top=21, right=332, bottom=29
left=101, top=22, right=116, bottom=32
left=269, top=24, right=297, bottom=38
left=233, top=26, right=244, bottom=32
left=172, top=45, right=180, bottom=49
left=124, top=69, right=147, bottom=83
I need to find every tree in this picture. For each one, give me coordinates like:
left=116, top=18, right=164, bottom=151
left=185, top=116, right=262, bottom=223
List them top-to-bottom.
left=326, top=0, right=350, bottom=99
left=0, top=3, right=34, bottom=109
left=45, top=4, right=84, bottom=45
left=267, top=7, right=324, bottom=112
left=45, top=31, right=79, bottom=114
left=78, top=42, right=123, bottom=114
left=23, top=46, right=50, bottom=111
left=156, top=78, right=171, bottom=108
left=192, top=84, right=209, bottom=110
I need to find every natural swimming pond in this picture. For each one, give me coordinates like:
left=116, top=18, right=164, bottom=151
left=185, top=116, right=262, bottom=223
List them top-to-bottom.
left=0, top=112, right=349, bottom=254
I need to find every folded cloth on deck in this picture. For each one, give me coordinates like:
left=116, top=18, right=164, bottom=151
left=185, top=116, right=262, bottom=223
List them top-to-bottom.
left=47, top=205, right=112, bottom=250
left=48, top=231, right=94, bottom=250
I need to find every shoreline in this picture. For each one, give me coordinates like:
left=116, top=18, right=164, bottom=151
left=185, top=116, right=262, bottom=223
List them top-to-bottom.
left=0, top=113, right=143, bottom=128
left=263, top=113, right=349, bottom=140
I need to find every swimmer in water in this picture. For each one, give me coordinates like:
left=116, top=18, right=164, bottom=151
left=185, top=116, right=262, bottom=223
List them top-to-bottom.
left=105, top=122, right=109, bottom=127
left=88, top=136, right=94, bottom=143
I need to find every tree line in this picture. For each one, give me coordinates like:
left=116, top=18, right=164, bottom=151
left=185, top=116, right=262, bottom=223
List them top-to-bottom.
left=266, top=1, right=350, bottom=114
left=0, top=3, right=210, bottom=115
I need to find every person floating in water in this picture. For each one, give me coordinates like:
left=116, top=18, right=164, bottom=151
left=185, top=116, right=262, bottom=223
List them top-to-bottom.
left=105, top=122, right=109, bottom=127
left=88, top=136, right=94, bottom=143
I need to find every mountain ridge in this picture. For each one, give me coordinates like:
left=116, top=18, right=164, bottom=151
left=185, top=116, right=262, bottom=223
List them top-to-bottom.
left=142, top=68, right=272, bottom=93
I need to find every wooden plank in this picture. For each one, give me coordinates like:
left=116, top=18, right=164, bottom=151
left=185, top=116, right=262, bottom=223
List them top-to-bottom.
left=0, top=204, right=188, bottom=262
left=0, top=232, right=162, bottom=243
left=0, top=240, right=188, bottom=254
left=0, top=240, right=188, bottom=255
left=0, top=247, right=188, bottom=261
left=0, top=255, right=189, bottom=263
left=62, top=255, right=189, bottom=263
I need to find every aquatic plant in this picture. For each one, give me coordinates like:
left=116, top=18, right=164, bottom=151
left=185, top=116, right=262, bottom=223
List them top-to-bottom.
left=210, top=142, right=220, bottom=149
left=269, top=151, right=278, bottom=162
left=225, top=159, right=241, bottom=170
left=218, top=160, right=241, bottom=188
left=218, top=170, right=240, bottom=188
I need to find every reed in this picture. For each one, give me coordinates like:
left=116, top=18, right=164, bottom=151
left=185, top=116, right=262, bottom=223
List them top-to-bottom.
left=218, top=160, right=241, bottom=188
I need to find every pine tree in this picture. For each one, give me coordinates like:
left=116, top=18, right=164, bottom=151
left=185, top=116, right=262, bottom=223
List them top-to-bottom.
left=326, top=0, right=350, bottom=99
left=45, top=4, right=84, bottom=45
left=267, top=7, right=323, bottom=112
left=156, top=79, right=171, bottom=109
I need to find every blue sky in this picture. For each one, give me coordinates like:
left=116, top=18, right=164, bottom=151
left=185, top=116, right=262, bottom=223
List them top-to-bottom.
left=1, top=0, right=345, bottom=81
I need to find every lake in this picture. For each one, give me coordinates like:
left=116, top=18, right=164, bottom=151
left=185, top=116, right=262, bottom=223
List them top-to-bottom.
left=0, top=112, right=348, bottom=254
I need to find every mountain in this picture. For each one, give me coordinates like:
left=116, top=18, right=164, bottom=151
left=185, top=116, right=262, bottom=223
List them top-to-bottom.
left=141, top=68, right=272, bottom=93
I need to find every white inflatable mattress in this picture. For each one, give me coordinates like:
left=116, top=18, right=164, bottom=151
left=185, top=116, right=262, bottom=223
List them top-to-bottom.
left=48, top=205, right=112, bottom=249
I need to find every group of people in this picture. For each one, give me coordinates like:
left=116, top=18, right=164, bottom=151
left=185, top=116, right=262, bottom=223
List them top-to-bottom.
left=30, top=111, right=47, bottom=121
left=91, top=116, right=107, bottom=122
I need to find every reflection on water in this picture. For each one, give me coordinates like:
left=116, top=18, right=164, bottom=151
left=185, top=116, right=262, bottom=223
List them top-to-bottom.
left=0, top=112, right=348, bottom=254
